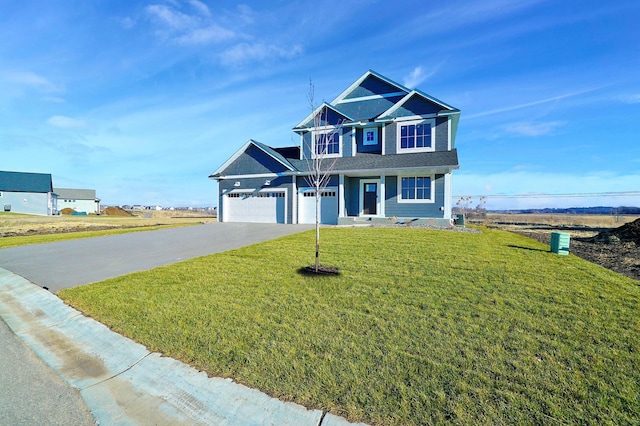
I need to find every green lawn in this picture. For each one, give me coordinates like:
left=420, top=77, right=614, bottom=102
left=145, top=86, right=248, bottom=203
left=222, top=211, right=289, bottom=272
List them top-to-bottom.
left=59, top=227, right=640, bottom=425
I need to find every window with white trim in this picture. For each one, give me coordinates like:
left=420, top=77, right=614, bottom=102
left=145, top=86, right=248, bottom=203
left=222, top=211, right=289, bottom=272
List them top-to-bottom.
left=396, top=119, right=435, bottom=152
left=363, top=128, right=378, bottom=146
left=313, top=129, right=340, bottom=157
left=398, top=176, right=434, bottom=203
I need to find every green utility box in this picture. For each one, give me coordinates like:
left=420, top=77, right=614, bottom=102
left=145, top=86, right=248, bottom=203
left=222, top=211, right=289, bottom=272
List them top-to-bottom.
left=454, top=213, right=465, bottom=227
left=550, top=232, right=570, bottom=255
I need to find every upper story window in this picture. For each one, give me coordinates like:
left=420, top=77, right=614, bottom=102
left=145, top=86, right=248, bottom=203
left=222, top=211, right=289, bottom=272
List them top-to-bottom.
left=396, top=118, right=435, bottom=153
left=313, top=128, right=341, bottom=157
left=363, top=128, right=378, bottom=146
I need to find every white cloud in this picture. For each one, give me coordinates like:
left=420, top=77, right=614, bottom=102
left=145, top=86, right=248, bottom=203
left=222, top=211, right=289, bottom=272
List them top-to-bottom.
left=188, top=0, right=211, bottom=17
left=145, top=1, right=236, bottom=45
left=146, top=4, right=195, bottom=31
left=176, top=24, right=235, bottom=44
left=220, top=43, right=303, bottom=67
left=402, top=66, right=425, bottom=88
left=3, top=70, right=62, bottom=93
left=624, top=94, right=640, bottom=104
left=46, top=115, right=85, bottom=128
left=503, top=121, right=565, bottom=137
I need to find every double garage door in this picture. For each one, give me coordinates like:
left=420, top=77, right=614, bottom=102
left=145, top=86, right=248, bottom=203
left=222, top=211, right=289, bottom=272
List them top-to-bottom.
left=298, top=187, right=338, bottom=225
left=223, top=188, right=338, bottom=224
left=224, top=191, right=286, bottom=223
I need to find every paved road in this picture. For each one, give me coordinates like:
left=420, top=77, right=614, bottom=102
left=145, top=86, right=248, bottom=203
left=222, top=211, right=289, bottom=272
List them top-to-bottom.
left=0, top=222, right=313, bottom=292
left=0, top=222, right=319, bottom=426
left=0, top=317, right=95, bottom=425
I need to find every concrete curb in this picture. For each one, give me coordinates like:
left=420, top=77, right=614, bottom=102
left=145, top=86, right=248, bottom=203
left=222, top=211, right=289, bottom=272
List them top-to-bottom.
left=0, top=268, right=366, bottom=425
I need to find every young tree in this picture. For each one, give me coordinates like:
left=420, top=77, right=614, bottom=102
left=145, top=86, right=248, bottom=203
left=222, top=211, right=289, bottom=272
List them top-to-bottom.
left=303, top=81, right=342, bottom=273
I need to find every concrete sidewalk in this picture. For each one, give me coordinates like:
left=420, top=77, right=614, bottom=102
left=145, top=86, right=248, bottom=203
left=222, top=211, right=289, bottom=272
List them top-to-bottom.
left=0, top=268, right=365, bottom=425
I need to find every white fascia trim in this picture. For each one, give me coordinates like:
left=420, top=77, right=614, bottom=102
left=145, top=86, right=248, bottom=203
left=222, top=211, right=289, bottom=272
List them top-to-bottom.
left=331, top=70, right=409, bottom=104
left=335, top=91, right=407, bottom=104
left=448, top=116, right=452, bottom=151
left=351, top=127, right=356, bottom=157
left=215, top=172, right=287, bottom=180
left=444, top=173, right=452, bottom=220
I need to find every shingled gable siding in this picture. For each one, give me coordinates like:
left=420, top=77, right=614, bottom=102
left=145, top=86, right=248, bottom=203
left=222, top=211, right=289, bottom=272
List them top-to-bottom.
left=343, top=75, right=404, bottom=99
left=335, top=96, right=404, bottom=123
left=384, top=117, right=449, bottom=154
left=222, top=145, right=291, bottom=176
left=385, top=174, right=446, bottom=218
left=219, top=176, right=294, bottom=224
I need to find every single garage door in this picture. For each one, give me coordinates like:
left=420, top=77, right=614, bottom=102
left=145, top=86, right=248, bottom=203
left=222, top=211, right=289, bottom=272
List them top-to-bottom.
left=298, top=187, right=338, bottom=225
left=224, top=191, right=286, bottom=223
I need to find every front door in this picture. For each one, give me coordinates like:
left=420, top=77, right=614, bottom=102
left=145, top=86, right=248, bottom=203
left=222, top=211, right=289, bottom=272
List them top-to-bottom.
left=363, top=182, right=377, bottom=215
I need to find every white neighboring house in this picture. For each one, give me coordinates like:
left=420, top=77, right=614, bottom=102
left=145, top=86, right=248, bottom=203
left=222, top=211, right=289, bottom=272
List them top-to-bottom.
left=0, top=170, right=57, bottom=215
left=54, top=188, right=100, bottom=214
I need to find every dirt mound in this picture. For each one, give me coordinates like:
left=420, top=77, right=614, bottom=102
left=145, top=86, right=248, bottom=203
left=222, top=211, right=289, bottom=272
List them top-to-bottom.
left=102, top=206, right=133, bottom=216
left=60, top=208, right=76, bottom=215
left=588, top=217, right=640, bottom=244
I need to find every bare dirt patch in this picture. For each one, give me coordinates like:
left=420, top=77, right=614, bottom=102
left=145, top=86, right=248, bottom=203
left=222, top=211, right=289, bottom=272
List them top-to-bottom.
left=486, top=215, right=640, bottom=282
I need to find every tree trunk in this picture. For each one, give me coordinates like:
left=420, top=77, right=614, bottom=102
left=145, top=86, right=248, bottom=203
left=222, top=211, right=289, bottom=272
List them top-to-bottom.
left=315, top=189, right=320, bottom=272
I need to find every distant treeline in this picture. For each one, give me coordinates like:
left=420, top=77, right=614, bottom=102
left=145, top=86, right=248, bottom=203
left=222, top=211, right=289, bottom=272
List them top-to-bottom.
left=489, top=206, right=640, bottom=215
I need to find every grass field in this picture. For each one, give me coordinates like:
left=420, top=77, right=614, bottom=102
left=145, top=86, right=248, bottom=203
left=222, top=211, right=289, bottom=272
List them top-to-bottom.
left=0, top=212, right=215, bottom=248
left=58, top=227, right=640, bottom=425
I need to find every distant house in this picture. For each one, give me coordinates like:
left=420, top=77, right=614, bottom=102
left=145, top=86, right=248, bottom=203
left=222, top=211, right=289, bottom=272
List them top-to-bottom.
left=210, top=70, right=460, bottom=225
left=0, top=171, right=57, bottom=215
left=54, top=188, right=100, bottom=214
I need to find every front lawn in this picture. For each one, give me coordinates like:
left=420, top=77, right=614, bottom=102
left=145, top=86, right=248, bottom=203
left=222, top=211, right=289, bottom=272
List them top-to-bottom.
left=59, top=227, right=640, bottom=425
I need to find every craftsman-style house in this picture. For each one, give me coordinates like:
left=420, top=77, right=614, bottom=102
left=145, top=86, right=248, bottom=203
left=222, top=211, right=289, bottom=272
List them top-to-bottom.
left=210, top=70, right=460, bottom=225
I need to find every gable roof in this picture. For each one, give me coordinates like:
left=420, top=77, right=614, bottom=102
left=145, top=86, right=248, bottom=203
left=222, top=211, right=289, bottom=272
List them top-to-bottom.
left=332, top=70, right=410, bottom=104
left=377, top=89, right=460, bottom=120
left=293, top=102, right=353, bottom=132
left=209, top=139, right=295, bottom=178
left=0, top=171, right=53, bottom=193
left=54, top=188, right=97, bottom=200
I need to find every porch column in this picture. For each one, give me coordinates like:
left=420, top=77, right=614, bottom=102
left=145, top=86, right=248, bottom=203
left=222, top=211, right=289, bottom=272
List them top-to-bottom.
left=338, top=174, right=345, bottom=217
left=380, top=174, right=386, bottom=217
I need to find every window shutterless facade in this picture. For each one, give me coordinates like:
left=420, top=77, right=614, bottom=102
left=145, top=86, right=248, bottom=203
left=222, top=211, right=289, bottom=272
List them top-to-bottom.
left=396, top=118, right=435, bottom=153
left=313, top=128, right=340, bottom=157
left=398, top=176, right=435, bottom=203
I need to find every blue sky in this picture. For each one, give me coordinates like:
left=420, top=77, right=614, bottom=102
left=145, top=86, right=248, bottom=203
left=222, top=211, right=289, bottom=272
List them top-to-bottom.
left=2, top=0, right=639, bottom=209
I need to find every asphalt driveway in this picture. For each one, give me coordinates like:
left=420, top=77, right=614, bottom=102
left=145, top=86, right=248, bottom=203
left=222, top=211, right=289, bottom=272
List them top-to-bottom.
left=0, top=222, right=314, bottom=292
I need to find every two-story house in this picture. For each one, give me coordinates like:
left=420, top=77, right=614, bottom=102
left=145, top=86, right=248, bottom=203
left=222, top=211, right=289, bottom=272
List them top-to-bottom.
left=209, top=70, right=460, bottom=226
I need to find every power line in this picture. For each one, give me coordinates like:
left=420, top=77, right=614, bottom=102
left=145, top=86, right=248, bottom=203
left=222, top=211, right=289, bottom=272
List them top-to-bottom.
left=453, top=191, right=640, bottom=199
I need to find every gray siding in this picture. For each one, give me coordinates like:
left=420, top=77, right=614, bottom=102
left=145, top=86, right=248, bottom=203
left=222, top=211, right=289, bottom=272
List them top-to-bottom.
left=435, top=117, right=449, bottom=151
left=384, top=123, right=397, bottom=155
left=341, top=127, right=352, bottom=157
left=355, top=127, right=382, bottom=154
left=221, top=145, right=290, bottom=176
left=384, top=174, right=445, bottom=218
left=219, top=176, right=294, bottom=224
left=345, top=177, right=360, bottom=216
